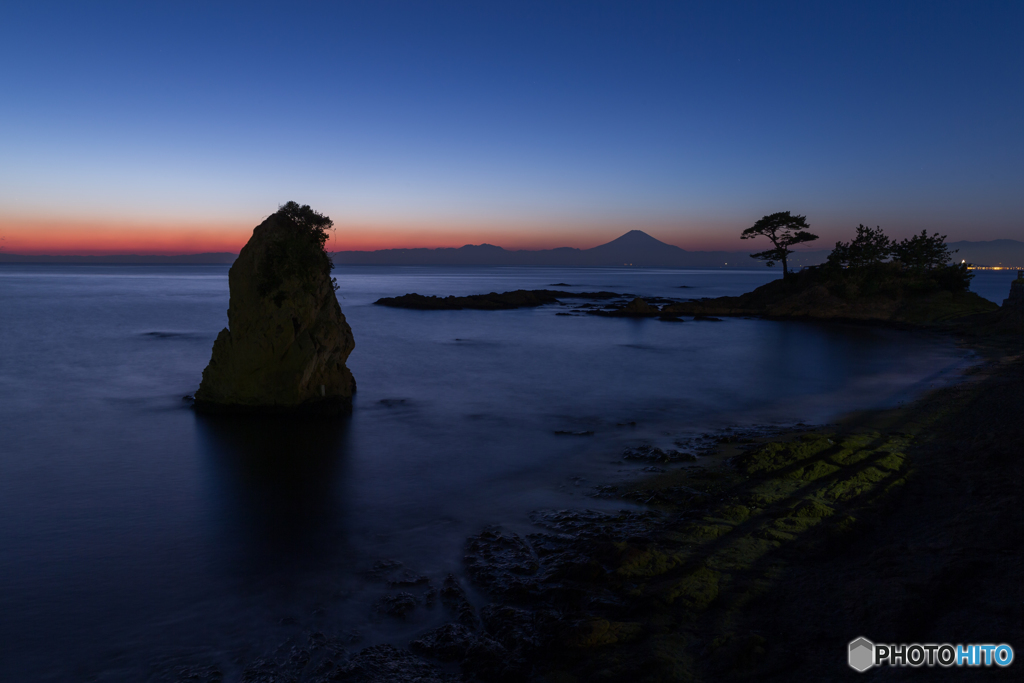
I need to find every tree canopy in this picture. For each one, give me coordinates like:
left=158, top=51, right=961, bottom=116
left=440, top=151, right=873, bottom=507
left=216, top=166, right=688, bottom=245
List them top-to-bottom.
left=277, top=200, right=334, bottom=248
left=257, top=201, right=338, bottom=297
left=741, top=211, right=819, bottom=277
left=823, top=225, right=971, bottom=292
left=827, top=225, right=893, bottom=269
left=892, top=230, right=956, bottom=270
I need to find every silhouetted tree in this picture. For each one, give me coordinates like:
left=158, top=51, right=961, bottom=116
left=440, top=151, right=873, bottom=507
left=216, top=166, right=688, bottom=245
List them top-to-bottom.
left=257, top=201, right=339, bottom=296
left=277, top=201, right=334, bottom=248
left=741, top=211, right=819, bottom=277
left=827, top=224, right=893, bottom=269
left=823, top=226, right=972, bottom=292
left=892, top=230, right=955, bottom=270
left=892, top=230, right=972, bottom=291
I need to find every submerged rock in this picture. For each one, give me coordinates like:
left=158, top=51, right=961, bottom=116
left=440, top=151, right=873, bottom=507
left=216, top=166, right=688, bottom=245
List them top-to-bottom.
left=194, top=202, right=355, bottom=414
left=587, top=296, right=662, bottom=318
left=619, top=297, right=660, bottom=316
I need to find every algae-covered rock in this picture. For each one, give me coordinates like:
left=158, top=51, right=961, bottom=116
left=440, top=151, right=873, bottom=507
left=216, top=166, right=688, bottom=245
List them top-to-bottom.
left=194, top=202, right=355, bottom=414
left=662, top=566, right=720, bottom=610
left=566, top=619, right=644, bottom=648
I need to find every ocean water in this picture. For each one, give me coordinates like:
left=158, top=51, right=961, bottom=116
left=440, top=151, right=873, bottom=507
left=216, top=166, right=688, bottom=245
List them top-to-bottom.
left=0, top=264, right=998, bottom=681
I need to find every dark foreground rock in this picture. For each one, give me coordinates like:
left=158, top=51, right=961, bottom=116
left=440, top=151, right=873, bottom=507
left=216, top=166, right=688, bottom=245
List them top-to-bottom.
left=194, top=203, right=355, bottom=414
left=375, top=289, right=621, bottom=310
left=440, top=356, right=1022, bottom=682
left=330, top=644, right=456, bottom=683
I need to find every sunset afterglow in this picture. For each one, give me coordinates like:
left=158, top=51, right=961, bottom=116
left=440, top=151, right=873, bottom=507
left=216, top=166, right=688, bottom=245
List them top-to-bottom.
left=1, top=2, right=1021, bottom=255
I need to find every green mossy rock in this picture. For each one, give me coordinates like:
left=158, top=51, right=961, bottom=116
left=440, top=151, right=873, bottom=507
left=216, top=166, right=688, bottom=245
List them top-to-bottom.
left=194, top=211, right=355, bottom=413
left=615, top=546, right=682, bottom=579
left=662, top=566, right=720, bottom=609
left=567, top=619, right=644, bottom=648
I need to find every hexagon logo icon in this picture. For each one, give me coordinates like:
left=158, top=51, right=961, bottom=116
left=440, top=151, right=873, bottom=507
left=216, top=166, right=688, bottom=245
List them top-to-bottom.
left=848, top=637, right=875, bottom=672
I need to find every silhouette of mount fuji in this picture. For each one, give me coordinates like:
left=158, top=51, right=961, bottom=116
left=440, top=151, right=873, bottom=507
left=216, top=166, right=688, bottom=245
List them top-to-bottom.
left=330, top=230, right=754, bottom=267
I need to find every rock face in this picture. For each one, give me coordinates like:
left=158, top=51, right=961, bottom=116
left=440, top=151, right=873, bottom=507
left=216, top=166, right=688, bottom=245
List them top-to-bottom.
left=194, top=204, right=355, bottom=413
left=1003, top=271, right=1024, bottom=311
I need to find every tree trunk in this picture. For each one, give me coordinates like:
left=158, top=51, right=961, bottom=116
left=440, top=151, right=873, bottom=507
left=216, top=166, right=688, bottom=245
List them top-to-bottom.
left=782, top=252, right=789, bottom=278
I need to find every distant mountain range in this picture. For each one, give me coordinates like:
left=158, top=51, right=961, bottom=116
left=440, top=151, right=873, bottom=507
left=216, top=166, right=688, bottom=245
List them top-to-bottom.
left=330, top=230, right=759, bottom=267
left=330, top=231, right=1024, bottom=268
left=1, top=232, right=1021, bottom=268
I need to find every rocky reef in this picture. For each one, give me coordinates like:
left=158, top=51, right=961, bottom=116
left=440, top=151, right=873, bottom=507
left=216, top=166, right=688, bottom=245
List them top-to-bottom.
left=194, top=202, right=355, bottom=414
left=371, top=267, right=1003, bottom=327
left=374, top=289, right=621, bottom=310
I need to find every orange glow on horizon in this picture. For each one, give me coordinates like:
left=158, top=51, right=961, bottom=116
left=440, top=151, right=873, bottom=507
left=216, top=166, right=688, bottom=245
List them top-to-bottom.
left=0, top=214, right=746, bottom=255
left=0, top=216, right=253, bottom=255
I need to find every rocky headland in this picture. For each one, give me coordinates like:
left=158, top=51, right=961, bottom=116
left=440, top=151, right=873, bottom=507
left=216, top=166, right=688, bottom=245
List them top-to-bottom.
left=194, top=202, right=355, bottom=414
left=661, top=263, right=998, bottom=324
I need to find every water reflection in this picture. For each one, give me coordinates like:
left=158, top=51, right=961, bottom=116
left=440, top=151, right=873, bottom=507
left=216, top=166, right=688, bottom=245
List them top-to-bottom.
left=196, top=414, right=352, bottom=572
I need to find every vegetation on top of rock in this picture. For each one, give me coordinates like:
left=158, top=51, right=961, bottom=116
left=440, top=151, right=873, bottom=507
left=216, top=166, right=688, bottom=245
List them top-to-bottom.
left=256, top=201, right=337, bottom=298
left=741, top=211, right=819, bottom=277
left=660, top=222, right=989, bottom=323
left=826, top=224, right=893, bottom=269
left=826, top=224, right=969, bottom=288
left=824, top=225, right=972, bottom=293
left=893, top=228, right=960, bottom=270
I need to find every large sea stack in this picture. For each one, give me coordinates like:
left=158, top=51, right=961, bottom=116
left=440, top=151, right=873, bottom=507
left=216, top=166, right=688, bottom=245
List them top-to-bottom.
left=194, top=202, right=355, bottom=414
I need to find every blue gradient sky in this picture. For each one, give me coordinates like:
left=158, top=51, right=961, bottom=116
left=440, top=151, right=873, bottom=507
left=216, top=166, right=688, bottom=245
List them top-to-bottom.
left=1, top=1, right=1021, bottom=253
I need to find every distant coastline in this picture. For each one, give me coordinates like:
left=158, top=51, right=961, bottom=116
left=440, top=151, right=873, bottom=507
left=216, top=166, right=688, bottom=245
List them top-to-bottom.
left=1, top=232, right=1021, bottom=268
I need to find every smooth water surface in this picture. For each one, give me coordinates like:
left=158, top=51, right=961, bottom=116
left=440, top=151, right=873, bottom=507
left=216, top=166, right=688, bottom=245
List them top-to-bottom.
left=0, top=265, right=979, bottom=680
left=967, top=269, right=1020, bottom=304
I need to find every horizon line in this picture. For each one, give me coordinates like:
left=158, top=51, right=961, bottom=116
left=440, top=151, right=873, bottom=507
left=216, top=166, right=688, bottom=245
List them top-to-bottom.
left=1, top=232, right=1019, bottom=258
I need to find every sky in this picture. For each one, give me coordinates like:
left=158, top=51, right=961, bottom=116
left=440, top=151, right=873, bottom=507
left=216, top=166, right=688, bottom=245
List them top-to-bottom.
left=1, top=1, right=1022, bottom=254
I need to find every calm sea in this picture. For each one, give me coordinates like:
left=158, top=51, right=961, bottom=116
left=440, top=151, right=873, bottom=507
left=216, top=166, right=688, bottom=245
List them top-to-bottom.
left=0, top=265, right=1009, bottom=681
